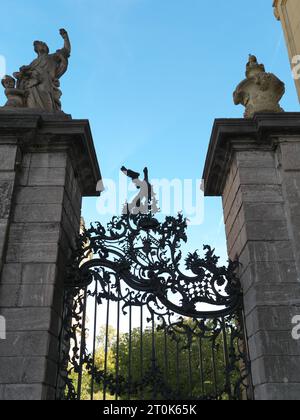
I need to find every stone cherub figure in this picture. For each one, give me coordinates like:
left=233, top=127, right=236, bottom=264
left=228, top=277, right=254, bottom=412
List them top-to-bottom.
left=1, top=29, right=71, bottom=112
left=233, top=55, right=285, bottom=118
left=1, top=75, right=25, bottom=108
left=121, top=166, right=159, bottom=215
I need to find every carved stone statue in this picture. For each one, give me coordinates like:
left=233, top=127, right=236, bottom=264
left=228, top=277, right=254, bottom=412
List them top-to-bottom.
left=1, top=29, right=71, bottom=112
left=233, top=55, right=285, bottom=119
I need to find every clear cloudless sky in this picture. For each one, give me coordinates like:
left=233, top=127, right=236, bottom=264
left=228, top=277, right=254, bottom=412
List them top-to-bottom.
left=1, top=0, right=299, bottom=262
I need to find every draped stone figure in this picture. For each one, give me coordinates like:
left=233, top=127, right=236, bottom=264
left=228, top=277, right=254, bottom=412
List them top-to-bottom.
left=1, top=29, right=71, bottom=112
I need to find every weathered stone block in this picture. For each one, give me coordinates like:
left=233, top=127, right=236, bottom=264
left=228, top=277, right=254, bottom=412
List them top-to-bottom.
left=280, top=141, right=300, bottom=171
left=0, top=145, right=17, bottom=171
left=235, top=150, right=275, bottom=169
left=30, top=152, right=68, bottom=168
left=20, top=153, right=31, bottom=169
left=222, top=157, right=238, bottom=208
left=18, top=165, right=30, bottom=186
left=27, top=167, right=66, bottom=186
left=65, top=167, right=82, bottom=209
left=238, top=167, right=280, bottom=186
left=0, top=172, right=17, bottom=182
left=282, top=173, right=300, bottom=206
left=0, top=180, right=14, bottom=218
left=224, top=184, right=285, bottom=230
left=240, top=184, right=284, bottom=203
left=15, top=186, right=64, bottom=205
left=224, top=187, right=243, bottom=227
left=63, top=193, right=81, bottom=228
left=225, top=202, right=286, bottom=247
left=243, top=202, right=286, bottom=221
left=13, top=204, right=62, bottom=223
left=61, top=209, right=80, bottom=245
left=289, top=213, right=300, bottom=248
left=227, top=216, right=246, bottom=254
left=0, top=219, right=9, bottom=242
left=9, top=223, right=61, bottom=244
left=59, top=226, right=76, bottom=260
left=227, top=226, right=247, bottom=260
left=239, top=241, right=295, bottom=268
left=6, top=243, right=58, bottom=263
left=241, top=261, right=299, bottom=295
left=0, top=264, right=22, bottom=284
left=22, top=264, right=57, bottom=285
left=244, top=283, right=300, bottom=316
left=0, top=284, right=19, bottom=307
left=6, top=284, right=55, bottom=307
left=245, top=305, right=300, bottom=338
left=1, top=307, right=60, bottom=335
left=248, top=330, right=300, bottom=361
left=0, top=331, right=50, bottom=357
left=251, top=355, right=300, bottom=386
left=0, top=357, right=57, bottom=384
left=0, top=357, right=37, bottom=384
left=44, top=359, right=59, bottom=387
left=255, top=383, right=300, bottom=401
left=3, top=384, right=45, bottom=400
left=45, top=386, right=56, bottom=401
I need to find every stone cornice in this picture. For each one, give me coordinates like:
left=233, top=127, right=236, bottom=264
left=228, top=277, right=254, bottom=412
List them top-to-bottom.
left=0, top=111, right=102, bottom=197
left=202, top=112, right=300, bottom=196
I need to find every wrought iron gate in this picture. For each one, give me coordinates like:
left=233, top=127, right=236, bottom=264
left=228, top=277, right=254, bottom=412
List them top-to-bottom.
left=56, top=212, right=252, bottom=401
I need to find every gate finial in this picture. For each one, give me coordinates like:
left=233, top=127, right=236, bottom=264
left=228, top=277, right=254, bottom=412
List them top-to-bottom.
left=121, top=166, right=159, bottom=215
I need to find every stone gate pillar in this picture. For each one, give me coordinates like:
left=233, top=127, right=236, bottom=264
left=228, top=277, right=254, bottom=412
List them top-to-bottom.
left=0, top=111, right=101, bottom=400
left=203, top=113, right=300, bottom=400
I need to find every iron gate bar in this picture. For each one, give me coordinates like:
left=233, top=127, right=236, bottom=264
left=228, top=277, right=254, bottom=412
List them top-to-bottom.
left=56, top=212, right=253, bottom=401
left=90, top=279, right=98, bottom=400
left=103, top=284, right=110, bottom=401
left=77, top=286, right=87, bottom=400
left=115, top=296, right=121, bottom=401
left=128, top=298, right=132, bottom=401
left=140, top=304, right=144, bottom=400
left=221, top=317, right=231, bottom=397
left=198, top=337, right=205, bottom=395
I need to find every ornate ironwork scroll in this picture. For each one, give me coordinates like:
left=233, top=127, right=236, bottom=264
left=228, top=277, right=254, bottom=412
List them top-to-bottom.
left=56, top=212, right=252, bottom=401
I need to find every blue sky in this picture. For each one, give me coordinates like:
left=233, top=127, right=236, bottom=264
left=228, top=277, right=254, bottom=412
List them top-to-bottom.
left=1, top=0, right=299, bottom=262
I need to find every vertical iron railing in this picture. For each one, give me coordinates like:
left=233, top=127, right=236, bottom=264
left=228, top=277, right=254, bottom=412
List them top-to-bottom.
left=57, top=285, right=252, bottom=400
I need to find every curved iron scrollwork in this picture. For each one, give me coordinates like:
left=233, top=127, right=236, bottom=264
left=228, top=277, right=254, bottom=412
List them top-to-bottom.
left=57, top=212, right=251, bottom=401
left=67, top=212, right=242, bottom=318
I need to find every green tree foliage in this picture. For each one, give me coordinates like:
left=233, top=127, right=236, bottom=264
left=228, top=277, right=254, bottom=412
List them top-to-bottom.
left=73, top=318, right=242, bottom=400
left=116, top=320, right=233, bottom=400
